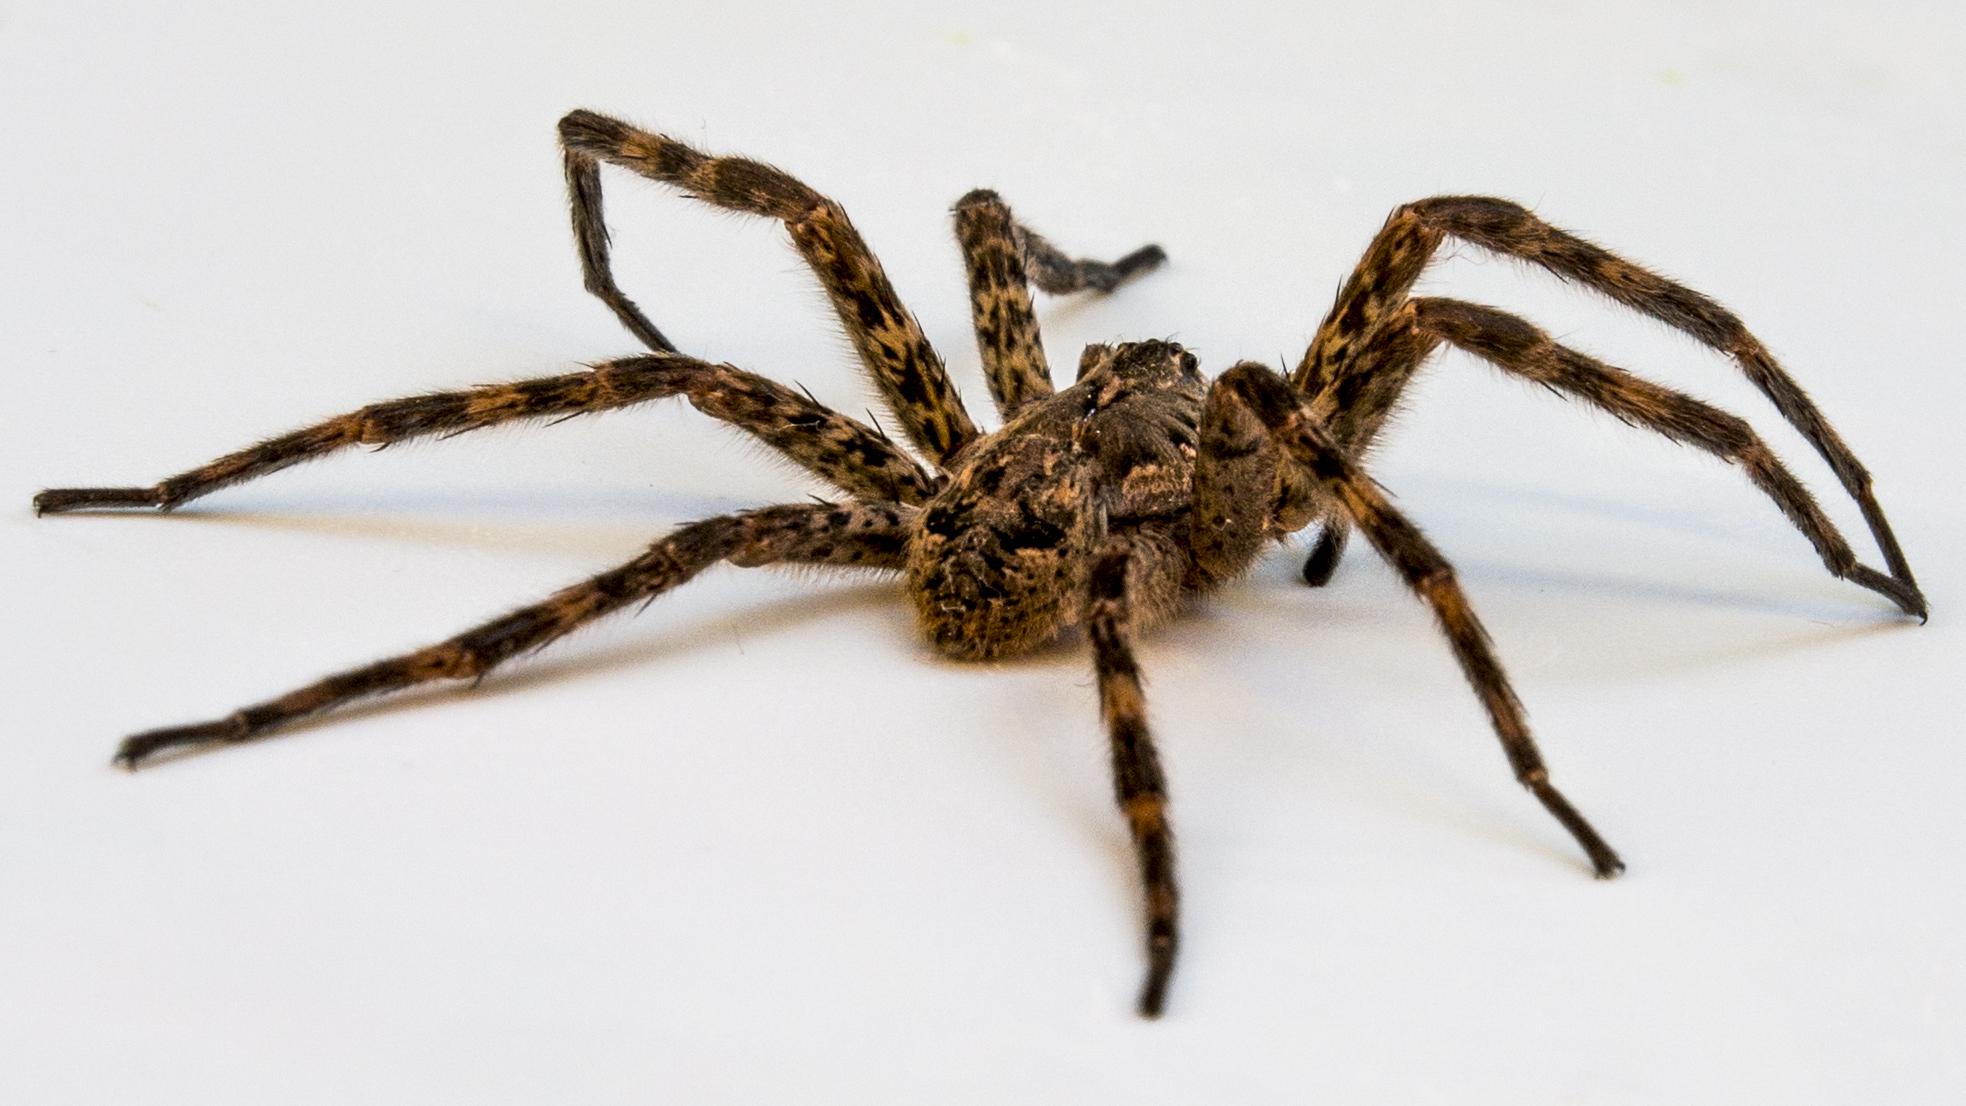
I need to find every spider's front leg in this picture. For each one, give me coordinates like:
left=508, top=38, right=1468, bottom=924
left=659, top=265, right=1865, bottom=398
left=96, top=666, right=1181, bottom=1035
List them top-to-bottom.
left=1294, top=196, right=1923, bottom=616
left=1294, top=293, right=1924, bottom=618
left=1191, top=364, right=1625, bottom=879
left=112, top=502, right=913, bottom=766
left=1083, top=530, right=1187, bottom=1017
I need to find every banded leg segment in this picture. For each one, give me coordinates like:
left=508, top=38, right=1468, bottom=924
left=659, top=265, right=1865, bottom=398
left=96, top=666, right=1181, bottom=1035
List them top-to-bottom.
left=558, top=110, right=979, bottom=467
left=953, top=189, right=1168, bottom=420
left=953, top=191, right=1052, bottom=418
left=1297, top=195, right=1920, bottom=602
left=1304, top=297, right=1923, bottom=617
left=1414, top=298, right=1922, bottom=616
left=34, top=353, right=938, bottom=514
left=1203, top=363, right=1625, bottom=878
left=114, top=502, right=915, bottom=766
left=1084, top=534, right=1180, bottom=1017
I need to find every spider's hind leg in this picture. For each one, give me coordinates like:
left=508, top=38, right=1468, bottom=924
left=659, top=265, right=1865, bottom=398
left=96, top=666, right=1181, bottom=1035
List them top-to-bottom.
left=114, top=501, right=914, bottom=766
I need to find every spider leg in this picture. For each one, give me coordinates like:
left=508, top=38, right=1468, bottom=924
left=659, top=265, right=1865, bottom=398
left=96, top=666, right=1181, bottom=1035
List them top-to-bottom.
left=558, top=110, right=979, bottom=468
left=563, top=138, right=673, bottom=355
left=952, top=190, right=1166, bottom=419
left=1296, top=196, right=1920, bottom=606
left=1014, top=221, right=1168, bottom=297
left=1304, top=297, right=1923, bottom=617
left=1416, top=298, right=1921, bottom=615
left=35, top=353, right=937, bottom=514
left=1200, top=362, right=1625, bottom=878
left=112, top=501, right=914, bottom=767
left=1300, top=521, right=1350, bottom=587
left=1084, top=533, right=1180, bottom=1017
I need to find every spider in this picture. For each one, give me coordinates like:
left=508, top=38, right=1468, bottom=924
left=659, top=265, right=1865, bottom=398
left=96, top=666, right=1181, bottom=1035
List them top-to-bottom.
left=36, top=110, right=1927, bottom=1017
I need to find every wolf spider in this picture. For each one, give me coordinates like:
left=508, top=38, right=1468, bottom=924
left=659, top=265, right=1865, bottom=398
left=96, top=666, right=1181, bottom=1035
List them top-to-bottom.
left=36, top=110, right=1926, bottom=1017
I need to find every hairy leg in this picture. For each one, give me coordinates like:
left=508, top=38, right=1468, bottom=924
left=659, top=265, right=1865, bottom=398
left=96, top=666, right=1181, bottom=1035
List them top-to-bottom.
left=558, top=110, right=978, bottom=467
left=563, top=141, right=674, bottom=354
left=951, top=190, right=1166, bottom=420
left=1297, top=196, right=1920, bottom=602
left=1015, top=222, right=1168, bottom=297
left=1305, top=297, right=1922, bottom=617
left=1419, top=298, right=1919, bottom=615
left=35, top=353, right=939, bottom=514
left=1197, top=362, right=1625, bottom=878
left=114, top=502, right=914, bottom=766
left=1084, top=532, right=1184, bottom=1016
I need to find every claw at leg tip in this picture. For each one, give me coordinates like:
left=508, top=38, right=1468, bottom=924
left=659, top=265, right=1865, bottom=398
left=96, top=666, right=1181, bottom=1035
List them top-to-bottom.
left=1593, top=852, right=1627, bottom=880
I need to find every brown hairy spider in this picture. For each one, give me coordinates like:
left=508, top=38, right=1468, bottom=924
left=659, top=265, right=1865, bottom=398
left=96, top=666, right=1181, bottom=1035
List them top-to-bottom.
left=36, top=110, right=1927, bottom=1017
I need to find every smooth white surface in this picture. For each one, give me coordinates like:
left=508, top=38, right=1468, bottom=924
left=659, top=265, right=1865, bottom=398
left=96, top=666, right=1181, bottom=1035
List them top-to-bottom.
left=4, top=1, right=1963, bottom=1101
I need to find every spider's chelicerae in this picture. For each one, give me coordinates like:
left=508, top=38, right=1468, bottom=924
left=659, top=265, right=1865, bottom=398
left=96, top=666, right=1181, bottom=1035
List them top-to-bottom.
left=37, top=110, right=1927, bottom=1017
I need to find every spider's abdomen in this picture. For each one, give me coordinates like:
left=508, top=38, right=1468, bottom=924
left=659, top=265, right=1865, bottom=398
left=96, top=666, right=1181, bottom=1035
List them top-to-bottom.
left=906, top=426, right=1098, bottom=660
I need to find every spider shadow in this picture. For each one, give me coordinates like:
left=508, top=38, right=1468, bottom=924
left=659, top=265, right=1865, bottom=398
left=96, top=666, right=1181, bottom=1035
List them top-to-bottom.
left=1363, top=475, right=1923, bottom=660
left=136, top=484, right=749, bottom=559
left=96, top=490, right=910, bottom=771
left=1111, top=525, right=1914, bottom=882
left=923, top=592, right=1605, bottom=899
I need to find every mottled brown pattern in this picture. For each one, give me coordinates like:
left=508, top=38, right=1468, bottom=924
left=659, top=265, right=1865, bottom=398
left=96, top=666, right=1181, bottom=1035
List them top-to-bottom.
left=560, top=110, right=979, bottom=468
left=34, top=121, right=1925, bottom=1019
left=953, top=190, right=1055, bottom=417
left=1293, top=195, right=1921, bottom=611
left=1297, top=206, right=1442, bottom=402
left=1292, top=284, right=1921, bottom=617
left=905, top=341, right=1203, bottom=660
left=34, top=353, right=938, bottom=513
left=1205, top=363, right=1624, bottom=877
left=112, top=503, right=913, bottom=765
left=1086, top=535, right=1180, bottom=1016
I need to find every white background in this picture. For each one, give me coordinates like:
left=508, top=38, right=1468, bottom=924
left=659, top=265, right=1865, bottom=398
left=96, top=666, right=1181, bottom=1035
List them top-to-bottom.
left=3, top=1, right=1962, bottom=1101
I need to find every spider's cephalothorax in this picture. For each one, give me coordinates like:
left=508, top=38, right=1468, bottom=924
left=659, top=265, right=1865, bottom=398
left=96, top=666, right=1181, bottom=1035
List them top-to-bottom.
left=35, top=110, right=1926, bottom=1018
left=909, top=340, right=1206, bottom=661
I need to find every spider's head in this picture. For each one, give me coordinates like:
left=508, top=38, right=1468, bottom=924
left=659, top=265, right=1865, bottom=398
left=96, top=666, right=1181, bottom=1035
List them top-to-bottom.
left=1076, top=340, right=1202, bottom=390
